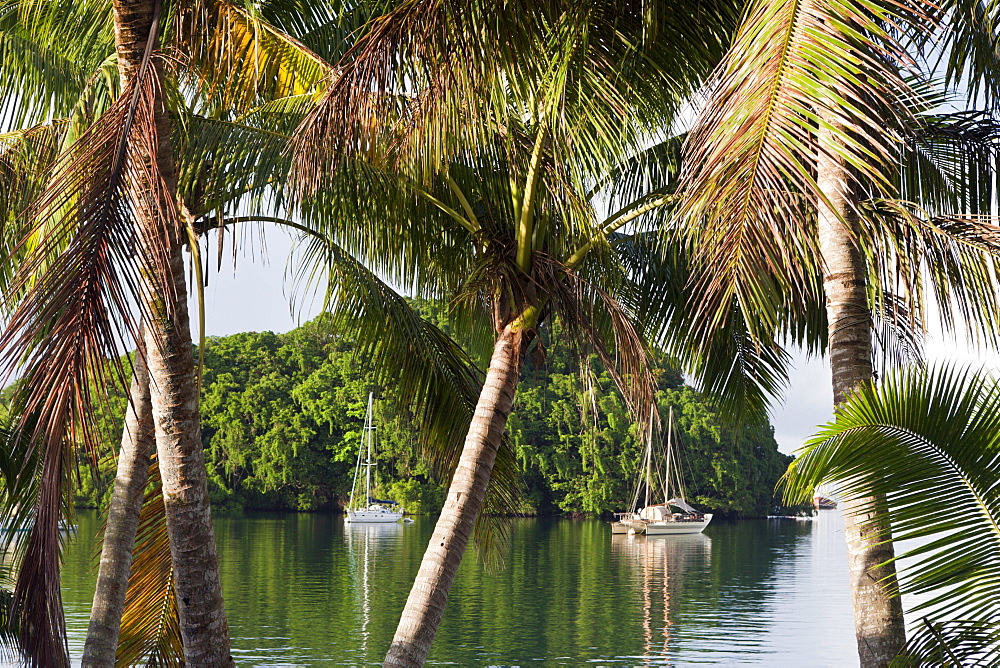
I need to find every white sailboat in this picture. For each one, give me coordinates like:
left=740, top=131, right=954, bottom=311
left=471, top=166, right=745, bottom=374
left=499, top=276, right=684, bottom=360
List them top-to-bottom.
left=345, top=392, right=404, bottom=523
left=612, top=406, right=712, bottom=536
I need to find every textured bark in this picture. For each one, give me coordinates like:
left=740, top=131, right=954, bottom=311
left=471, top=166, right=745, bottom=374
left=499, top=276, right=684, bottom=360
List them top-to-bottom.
left=112, top=1, right=233, bottom=664
left=817, top=124, right=906, bottom=668
left=384, top=324, right=530, bottom=666
left=82, top=349, right=154, bottom=667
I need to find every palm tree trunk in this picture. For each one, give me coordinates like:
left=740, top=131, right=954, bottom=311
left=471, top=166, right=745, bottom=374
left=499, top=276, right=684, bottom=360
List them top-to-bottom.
left=112, top=1, right=232, bottom=664
left=816, top=124, right=906, bottom=667
left=384, top=323, right=531, bottom=666
left=82, top=347, right=154, bottom=667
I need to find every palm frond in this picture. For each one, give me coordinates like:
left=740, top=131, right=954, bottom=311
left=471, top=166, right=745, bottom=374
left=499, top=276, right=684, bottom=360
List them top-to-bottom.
left=0, top=0, right=115, bottom=131
left=170, top=0, right=332, bottom=115
left=678, top=0, right=925, bottom=345
left=937, top=0, right=1000, bottom=109
left=0, top=16, right=177, bottom=661
left=173, top=104, right=303, bottom=222
left=897, top=111, right=1000, bottom=217
left=0, top=121, right=69, bottom=288
left=859, top=199, right=1000, bottom=351
left=622, top=230, right=822, bottom=426
left=295, top=234, right=484, bottom=479
left=785, top=364, right=1000, bottom=624
left=893, top=619, right=1000, bottom=666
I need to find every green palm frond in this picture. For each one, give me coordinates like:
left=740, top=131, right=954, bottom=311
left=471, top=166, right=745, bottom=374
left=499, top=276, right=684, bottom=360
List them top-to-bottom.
left=0, top=0, right=115, bottom=131
left=170, top=0, right=333, bottom=115
left=292, top=0, right=735, bottom=201
left=937, top=0, right=1000, bottom=109
left=173, top=105, right=302, bottom=222
left=897, top=111, right=1000, bottom=217
left=0, top=121, right=69, bottom=284
left=859, top=200, right=1000, bottom=350
left=622, top=230, right=822, bottom=425
left=295, top=233, right=484, bottom=479
left=785, top=364, right=1000, bottom=625
left=115, top=460, right=182, bottom=668
left=893, top=619, right=1000, bottom=666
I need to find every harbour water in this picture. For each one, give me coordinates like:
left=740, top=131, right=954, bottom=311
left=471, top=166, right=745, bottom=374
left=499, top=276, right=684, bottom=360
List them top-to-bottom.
left=61, top=510, right=856, bottom=666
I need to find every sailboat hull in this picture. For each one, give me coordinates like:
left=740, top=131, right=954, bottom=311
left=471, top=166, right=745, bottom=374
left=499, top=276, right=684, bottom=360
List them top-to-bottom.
left=345, top=509, right=404, bottom=523
left=643, top=513, right=713, bottom=535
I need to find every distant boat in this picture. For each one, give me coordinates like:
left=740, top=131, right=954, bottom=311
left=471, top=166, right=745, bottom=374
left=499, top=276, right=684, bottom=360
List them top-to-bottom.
left=345, top=393, right=404, bottom=523
left=612, top=406, right=712, bottom=536
left=813, top=484, right=838, bottom=509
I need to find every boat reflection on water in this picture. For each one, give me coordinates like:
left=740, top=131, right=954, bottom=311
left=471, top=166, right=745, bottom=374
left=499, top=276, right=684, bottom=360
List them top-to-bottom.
left=345, top=522, right=404, bottom=656
left=610, top=533, right=712, bottom=663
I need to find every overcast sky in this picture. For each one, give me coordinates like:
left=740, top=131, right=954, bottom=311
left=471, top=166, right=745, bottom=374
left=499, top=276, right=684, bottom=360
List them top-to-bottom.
left=193, top=227, right=997, bottom=456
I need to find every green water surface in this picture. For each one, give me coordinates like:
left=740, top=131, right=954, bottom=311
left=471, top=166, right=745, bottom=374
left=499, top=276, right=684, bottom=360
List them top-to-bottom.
left=61, top=511, right=855, bottom=666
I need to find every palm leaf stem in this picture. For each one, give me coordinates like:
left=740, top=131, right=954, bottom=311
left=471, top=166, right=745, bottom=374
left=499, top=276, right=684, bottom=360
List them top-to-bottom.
left=516, top=125, right=548, bottom=272
left=447, top=175, right=479, bottom=228
left=566, top=193, right=675, bottom=269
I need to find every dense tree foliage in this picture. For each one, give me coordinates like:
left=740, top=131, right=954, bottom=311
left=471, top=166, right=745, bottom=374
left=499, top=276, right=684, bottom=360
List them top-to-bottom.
left=72, top=309, right=791, bottom=518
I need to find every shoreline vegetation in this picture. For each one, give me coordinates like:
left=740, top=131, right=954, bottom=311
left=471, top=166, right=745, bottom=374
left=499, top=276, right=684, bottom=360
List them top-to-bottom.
left=65, top=302, right=795, bottom=520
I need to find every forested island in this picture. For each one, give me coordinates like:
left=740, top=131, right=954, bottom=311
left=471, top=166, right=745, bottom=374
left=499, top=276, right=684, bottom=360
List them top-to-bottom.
left=74, top=304, right=791, bottom=518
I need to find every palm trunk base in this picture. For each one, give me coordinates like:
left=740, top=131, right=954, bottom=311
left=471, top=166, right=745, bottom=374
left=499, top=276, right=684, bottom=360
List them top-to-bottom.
left=384, top=326, right=528, bottom=666
left=83, top=353, right=155, bottom=666
left=844, top=495, right=906, bottom=667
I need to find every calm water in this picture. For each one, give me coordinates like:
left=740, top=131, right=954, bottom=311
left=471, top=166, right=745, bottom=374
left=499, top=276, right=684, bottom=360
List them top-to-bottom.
left=61, top=511, right=857, bottom=666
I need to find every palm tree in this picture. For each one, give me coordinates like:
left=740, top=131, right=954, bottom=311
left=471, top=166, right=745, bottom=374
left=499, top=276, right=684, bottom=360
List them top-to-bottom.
left=0, top=0, right=322, bottom=661
left=675, top=0, right=1000, bottom=664
left=2, top=1, right=497, bottom=662
left=289, top=1, right=740, bottom=662
left=784, top=364, right=1000, bottom=665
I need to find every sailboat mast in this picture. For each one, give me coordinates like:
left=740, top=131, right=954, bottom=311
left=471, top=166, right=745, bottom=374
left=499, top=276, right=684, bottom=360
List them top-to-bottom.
left=365, top=391, right=374, bottom=504
left=666, top=407, right=674, bottom=500
left=644, top=416, right=653, bottom=508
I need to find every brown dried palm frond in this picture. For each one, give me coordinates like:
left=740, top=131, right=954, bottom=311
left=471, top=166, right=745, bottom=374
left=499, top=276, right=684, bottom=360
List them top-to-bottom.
left=290, top=0, right=535, bottom=197
left=677, top=0, right=930, bottom=349
left=0, top=15, right=178, bottom=664
left=115, top=460, right=182, bottom=668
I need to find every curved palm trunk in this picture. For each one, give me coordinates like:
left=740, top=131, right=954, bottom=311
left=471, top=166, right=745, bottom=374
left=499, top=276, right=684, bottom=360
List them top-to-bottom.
left=112, top=1, right=232, bottom=664
left=817, top=125, right=906, bottom=667
left=384, top=324, right=530, bottom=666
left=82, top=348, right=154, bottom=666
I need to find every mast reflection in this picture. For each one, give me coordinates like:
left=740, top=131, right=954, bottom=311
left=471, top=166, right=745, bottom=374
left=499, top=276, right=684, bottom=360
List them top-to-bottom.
left=345, top=522, right=403, bottom=657
left=610, top=533, right=712, bottom=663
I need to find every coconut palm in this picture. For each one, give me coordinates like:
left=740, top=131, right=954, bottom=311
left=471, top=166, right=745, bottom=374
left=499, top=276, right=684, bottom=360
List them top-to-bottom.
left=0, top=0, right=330, bottom=662
left=674, top=0, right=1000, bottom=663
left=1, top=1, right=505, bottom=662
left=289, top=1, right=741, bottom=662
left=784, top=364, right=1000, bottom=665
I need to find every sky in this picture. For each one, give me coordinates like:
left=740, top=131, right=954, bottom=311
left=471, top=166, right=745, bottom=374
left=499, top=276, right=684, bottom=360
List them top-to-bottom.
left=192, top=226, right=999, bottom=456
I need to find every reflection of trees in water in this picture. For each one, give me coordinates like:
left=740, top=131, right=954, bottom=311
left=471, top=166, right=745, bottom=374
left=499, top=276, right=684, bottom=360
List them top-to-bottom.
left=56, top=515, right=829, bottom=664
left=610, top=533, right=712, bottom=662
